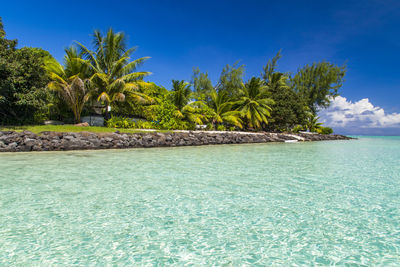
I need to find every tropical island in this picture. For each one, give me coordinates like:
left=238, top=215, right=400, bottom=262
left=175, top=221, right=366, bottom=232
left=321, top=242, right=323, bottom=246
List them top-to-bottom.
left=2, top=2, right=400, bottom=265
left=0, top=17, right=350, bottom=152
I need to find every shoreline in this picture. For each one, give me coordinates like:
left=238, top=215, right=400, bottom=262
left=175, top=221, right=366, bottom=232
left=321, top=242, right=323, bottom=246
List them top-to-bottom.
left=0, top=130, right=353, bottom=153
left=0, top=131, right=353, bottom=152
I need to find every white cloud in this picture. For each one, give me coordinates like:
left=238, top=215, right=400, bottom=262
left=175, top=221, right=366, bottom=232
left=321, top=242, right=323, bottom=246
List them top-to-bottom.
left=319, top=96, right=400, bottom=130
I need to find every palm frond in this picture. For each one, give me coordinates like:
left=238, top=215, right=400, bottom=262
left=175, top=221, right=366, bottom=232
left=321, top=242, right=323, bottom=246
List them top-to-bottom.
left=97, top=92, right=111, bottom=102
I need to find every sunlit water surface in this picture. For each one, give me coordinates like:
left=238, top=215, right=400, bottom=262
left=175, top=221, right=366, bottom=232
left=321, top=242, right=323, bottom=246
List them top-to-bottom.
left=1, top=137, right=400, bottom=265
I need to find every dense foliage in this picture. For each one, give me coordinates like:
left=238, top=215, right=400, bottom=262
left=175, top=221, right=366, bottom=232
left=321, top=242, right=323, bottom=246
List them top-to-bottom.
left=0, top=17, right=346, bottom=133
left=0, top=18, right=52, bottom=124
left=78, top=29, right=152, bottom=117
left=44, top=47, right=91, bottom=123
left=261, top=51, right=308, bottom=131
left=291, top=61, right=346, bottom=114
left=236, top=77, right=274, bottom=129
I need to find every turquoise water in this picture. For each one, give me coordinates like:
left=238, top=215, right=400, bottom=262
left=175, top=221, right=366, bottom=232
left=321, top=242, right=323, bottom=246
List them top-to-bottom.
left=1, top=137, right=400, bottom=265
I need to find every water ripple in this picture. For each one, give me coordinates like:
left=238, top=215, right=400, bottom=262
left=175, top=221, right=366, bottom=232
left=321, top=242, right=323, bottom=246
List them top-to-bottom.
left=0, top=137, right=400, bottom=265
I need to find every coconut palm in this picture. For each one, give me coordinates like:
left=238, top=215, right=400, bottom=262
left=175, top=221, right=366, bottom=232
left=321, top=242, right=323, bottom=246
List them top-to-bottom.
left=76, top=28, right=152, bottom=117
left=44, top=47, right=91, bottom=123
left=236, top=77, right=274, bottom=129
left=170, top=80, right=205, bottom=124
left=171, top=80, right=192, bottom=110
left=207, top=89, right=242, bottom=128
left=178, top=104, right=206, bottom=125
left=306, top=114, right=323, bottom=132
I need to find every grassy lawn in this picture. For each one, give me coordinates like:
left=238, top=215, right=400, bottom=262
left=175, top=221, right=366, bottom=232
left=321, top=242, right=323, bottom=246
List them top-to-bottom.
left=0, top=125, right=167, bottom=134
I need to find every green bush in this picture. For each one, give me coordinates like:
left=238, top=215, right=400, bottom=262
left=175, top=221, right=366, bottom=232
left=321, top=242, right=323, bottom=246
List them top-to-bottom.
left=154, top=98, right=191, bottom=130
left=106, top=116, right=135, bottom=128
left=107, top=117, right=161, bottom=129
left=135, top=120, right=156, bottom=129
left=206, top=123, right=214, bottom=130
left=217, top=124, right=226, bottom=131
left=291, top=125, right=304, bottom=133
left=317, top=126, right=333, bottom=135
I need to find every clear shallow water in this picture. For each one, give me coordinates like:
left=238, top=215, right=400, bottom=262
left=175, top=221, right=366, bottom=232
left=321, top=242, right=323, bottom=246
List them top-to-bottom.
left=1, top=137, right=400, bottom=266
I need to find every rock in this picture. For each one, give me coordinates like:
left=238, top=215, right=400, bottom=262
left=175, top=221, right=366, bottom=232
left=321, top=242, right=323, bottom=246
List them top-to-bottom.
left=74, top=122, right=89, bottom=127
left=0, top=129, right=352, bottom=153
left=22, top=130, right=35, bottom=135
left=79, top=131, right=95, bottom=137
left=70, top=132, right=81, bottom=138
left=0, top=133, right=18, bottom=144
left=104, top=137, right=113, bottom=142
left=24, top=138, right=36, bottom=147
left=178, top=139, right=186, bottom=146
left=8, top=142, right=18, bottom=149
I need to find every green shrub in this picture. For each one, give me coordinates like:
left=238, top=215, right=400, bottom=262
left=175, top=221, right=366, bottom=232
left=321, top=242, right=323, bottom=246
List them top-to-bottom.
left=154, top=98, right=191, bottom=130
left=33, top=110, right=49, bottom=124
left=106, top=116, right=135, bottom=128
left=135, top=120, right=156, bottom=129
left=206, top=123, right=214, bottom=130
left=217, top=124, right=226, bottom=131
left=291, top=125, right=304, bottom=133
left=317, top=126, right=333, bottom=135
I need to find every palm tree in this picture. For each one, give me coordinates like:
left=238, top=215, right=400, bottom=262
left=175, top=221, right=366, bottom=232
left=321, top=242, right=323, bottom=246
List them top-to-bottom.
left=76, top=28, right=152, bottom=118
left=44, top=47, right=91, bottom=123
left=265, top=72, right=290, bottom=92
left=236, top=77, right=274, bottom=130
left=170, top=80, right=205, bottom=124
left=171, top=80, right=192, bottom=110
left=208, top=89, right=242, bottom=128
left=306, top=114, right=323, bottom=132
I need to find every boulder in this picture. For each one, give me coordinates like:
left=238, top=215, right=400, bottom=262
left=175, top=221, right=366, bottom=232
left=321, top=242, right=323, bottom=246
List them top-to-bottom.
left=74, top=122, right=89, bottom=127
left=63, top=135, right=75, bottom=141
left=104, top=137, right=113, bottom=142
left=24, top=138, right=37, bottom=148
left=8, top=142, right=18, bottom=149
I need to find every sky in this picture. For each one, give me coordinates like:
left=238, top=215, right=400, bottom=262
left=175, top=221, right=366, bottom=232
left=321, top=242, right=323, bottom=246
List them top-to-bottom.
left=2, top=0, right=400, bottom=134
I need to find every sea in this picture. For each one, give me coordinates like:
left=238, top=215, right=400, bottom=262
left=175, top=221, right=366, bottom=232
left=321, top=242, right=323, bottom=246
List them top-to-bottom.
left=0, top=136, right=399, bottom=265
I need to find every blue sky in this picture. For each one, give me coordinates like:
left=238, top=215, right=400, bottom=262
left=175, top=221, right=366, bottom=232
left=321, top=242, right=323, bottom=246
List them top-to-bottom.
left=2, top=0, right=400, bottom=134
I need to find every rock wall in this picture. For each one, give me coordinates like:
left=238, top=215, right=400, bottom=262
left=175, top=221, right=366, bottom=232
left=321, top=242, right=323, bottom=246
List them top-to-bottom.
left=0, top=130, right=352, bottom=152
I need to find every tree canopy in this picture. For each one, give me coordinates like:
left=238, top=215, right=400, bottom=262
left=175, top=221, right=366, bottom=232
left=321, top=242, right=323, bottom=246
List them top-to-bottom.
left=0, top=17, right=5, bottom=38
left=0, top=19, right=52, bottom=125
left=77, top=28, right=152, bottom=117
left=45, top=47, right=92, bottom=123
left=262, top=51, right=308, bottom=131
left=291, top=61, right=346, bottom=114
left=217, top=62, right=245, bottom=98
left=192, top=67, right=213, bottom=101
left=236, top=77, right=274, bottom=129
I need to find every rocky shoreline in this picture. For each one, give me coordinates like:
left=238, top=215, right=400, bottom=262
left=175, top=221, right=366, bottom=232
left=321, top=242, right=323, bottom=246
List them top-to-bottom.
left=0, top=130, right=352, bottom=152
